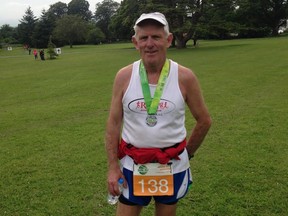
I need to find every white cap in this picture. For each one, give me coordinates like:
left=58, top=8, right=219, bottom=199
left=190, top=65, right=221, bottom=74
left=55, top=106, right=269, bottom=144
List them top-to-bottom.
left=135, top=12, right=168, bottom=26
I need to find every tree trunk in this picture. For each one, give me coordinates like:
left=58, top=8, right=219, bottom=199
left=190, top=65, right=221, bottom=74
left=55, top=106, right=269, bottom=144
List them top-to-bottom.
left=271, top=27, right=279, bottom=36
left=175, top=33, right=187, bottom=49
left=175, top=34, right=193, bottom=49
left=171, top=35, right=176, bottom=48
left=176, top=39, right=187, bottom=49
left=193, top=39, right=197, bottom=46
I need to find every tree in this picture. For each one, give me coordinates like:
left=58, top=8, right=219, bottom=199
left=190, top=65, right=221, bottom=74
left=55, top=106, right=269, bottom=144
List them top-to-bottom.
left=68, top=0, right=92, bottom=21
left=95, top=0, right=120, bottom=41
left=109, top=0, right=141, bottom=41
left=168, top=0, right=206, bottom=48
left=200, top=0, right=239, bottom=40
left=235, top=0, right=288, bottom=37
left=235, top=0, right=272, bottom=37
left=260, top=0, right=288, bottom=35
left=47, top=1, right=68, bottom=19
left=44, top=2, right=69, bottom=47
left=18, top=7, right=37, bottom=46
left=33, top=10, right=55, bottom=48
left=53, top=15, right=89, bottom=48
left=0, top=24, right=18, bottom=44
left=86, top=24, right=105, bottom=44
left=47, top=35, right=57, bottom=59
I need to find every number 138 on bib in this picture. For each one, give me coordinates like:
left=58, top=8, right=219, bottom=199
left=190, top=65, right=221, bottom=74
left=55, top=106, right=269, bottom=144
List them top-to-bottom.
left=133, top=163, right=174, bottom=196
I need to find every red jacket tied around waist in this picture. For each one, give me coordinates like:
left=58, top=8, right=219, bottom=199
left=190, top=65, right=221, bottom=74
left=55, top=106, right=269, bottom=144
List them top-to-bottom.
left=118, top=139, right=187, bottom=164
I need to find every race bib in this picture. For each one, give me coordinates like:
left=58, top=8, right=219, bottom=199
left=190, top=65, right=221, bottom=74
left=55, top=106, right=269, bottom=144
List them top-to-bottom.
left=133, top=163, right=174, bottom=196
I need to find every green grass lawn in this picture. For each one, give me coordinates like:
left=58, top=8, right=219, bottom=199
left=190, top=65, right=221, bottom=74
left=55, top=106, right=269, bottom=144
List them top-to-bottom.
left=0, top=37, right=287, bottom=216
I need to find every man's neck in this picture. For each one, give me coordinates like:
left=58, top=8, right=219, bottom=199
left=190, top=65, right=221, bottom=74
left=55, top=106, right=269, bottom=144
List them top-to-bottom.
left=143, top=58, right=166, bottom=75
left=143, top=58, right=168, bottom=84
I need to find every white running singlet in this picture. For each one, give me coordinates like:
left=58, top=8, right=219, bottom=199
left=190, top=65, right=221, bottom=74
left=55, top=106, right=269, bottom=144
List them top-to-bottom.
left=121, top=59, right=187, bottom=148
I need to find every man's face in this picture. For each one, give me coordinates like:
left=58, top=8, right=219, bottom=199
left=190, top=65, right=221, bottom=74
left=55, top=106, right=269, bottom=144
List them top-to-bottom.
left=132, top=23, right=172, bottom=66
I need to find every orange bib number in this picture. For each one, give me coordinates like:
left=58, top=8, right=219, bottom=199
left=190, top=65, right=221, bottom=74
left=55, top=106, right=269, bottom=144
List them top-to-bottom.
left=133, top=163, right=174, bottom=196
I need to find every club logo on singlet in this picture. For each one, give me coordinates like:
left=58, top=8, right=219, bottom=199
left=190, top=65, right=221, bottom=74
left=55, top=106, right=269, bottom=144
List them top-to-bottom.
left=128, top=98, right=176, bottom=115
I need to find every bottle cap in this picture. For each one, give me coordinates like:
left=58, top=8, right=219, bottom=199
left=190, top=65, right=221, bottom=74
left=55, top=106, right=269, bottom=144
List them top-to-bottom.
left=118, top=178, right=124, bottom=184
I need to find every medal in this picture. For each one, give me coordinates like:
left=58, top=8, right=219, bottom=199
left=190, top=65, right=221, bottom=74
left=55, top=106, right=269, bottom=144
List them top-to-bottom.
left=139, top=59, right=170, bottom=127
left=146, top=115, right=157, bottom=127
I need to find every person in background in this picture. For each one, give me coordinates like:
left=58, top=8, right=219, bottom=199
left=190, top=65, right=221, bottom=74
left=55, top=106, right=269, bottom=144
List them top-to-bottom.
left=105, top=12, right=212, bottom=216
left=33, top=49, right=38, bottom=60
left=40, top=49, right=45, bottom=61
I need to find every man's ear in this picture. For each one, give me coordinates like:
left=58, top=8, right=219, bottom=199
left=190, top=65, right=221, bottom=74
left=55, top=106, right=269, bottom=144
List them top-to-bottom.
left=166, top=33, right=173, bottom=48
left=132, top=36, right=139, bottom=50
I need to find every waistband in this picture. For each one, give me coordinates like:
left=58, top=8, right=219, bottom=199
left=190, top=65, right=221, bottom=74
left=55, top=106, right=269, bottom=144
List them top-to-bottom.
left=118, top=139, right=187, bottom=164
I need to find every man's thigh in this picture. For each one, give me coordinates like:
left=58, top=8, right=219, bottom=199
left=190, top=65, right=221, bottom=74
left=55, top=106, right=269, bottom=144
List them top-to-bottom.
left=116, top=202, right=143, bottom=216
left=155, top=202, right=177, bottom=216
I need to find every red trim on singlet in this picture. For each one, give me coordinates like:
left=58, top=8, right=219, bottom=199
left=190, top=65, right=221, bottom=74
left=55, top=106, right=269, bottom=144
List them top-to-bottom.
left=118, top=139, right=187, bottom=164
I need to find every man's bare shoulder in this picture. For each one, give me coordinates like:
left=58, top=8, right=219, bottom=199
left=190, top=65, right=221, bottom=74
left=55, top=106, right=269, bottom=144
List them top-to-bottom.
left=113, top=64, right=133, bottom=92
left=115, top=64, right=133, bottom=81
left=177, top=64, right=200, bottom=100
left=178, top=64, right=197, bottom=83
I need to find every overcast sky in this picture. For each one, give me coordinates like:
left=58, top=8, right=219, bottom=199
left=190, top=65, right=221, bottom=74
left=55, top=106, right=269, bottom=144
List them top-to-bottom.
left=0, top=0, right=121, bottom=27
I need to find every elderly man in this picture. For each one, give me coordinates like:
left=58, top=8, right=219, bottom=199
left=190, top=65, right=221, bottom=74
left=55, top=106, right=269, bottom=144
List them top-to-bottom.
left=105, top=12, right=211, bottom=216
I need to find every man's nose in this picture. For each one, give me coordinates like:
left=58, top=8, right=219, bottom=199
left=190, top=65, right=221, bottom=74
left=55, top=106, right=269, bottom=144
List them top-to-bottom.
left=146, top=37, right=154, bottom=46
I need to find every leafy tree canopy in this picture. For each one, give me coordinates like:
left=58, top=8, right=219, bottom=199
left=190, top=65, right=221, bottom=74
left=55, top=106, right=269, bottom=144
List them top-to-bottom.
left=68, top=0, right=92, bottom=21
left=95, top=0, right=120, bottom=41
left=18, top=7, right=37, bottom=46
left=53, top=14, right=89, bottom=48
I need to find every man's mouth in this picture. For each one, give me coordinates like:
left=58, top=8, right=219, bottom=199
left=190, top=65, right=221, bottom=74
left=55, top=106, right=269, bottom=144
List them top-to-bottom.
left=145, top=50, right=157, bottom=54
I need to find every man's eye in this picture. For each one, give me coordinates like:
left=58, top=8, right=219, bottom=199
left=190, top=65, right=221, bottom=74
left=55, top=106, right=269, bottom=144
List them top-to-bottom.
left=140, top=36, right=148, bottom=40
left=153, top=36, right=160, bottom=40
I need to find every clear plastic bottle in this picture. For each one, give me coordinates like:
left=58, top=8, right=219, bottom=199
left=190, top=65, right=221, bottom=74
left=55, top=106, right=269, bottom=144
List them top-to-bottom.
left=107, top=178, right=124, bottom=205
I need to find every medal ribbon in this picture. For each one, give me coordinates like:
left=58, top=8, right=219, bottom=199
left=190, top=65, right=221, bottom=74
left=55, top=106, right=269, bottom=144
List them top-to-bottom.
left=139, top=59, right=170, bottom=115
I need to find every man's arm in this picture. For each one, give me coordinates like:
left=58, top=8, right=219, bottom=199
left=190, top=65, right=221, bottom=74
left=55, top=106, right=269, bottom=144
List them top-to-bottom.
left=105, top=65, right=132, bottom=195
left=179, top=65, right=212, bottom=157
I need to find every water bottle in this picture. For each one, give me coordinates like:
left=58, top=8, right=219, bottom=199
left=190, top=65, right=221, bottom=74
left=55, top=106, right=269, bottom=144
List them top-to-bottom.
left=107, top=178, right=124, bottom=205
